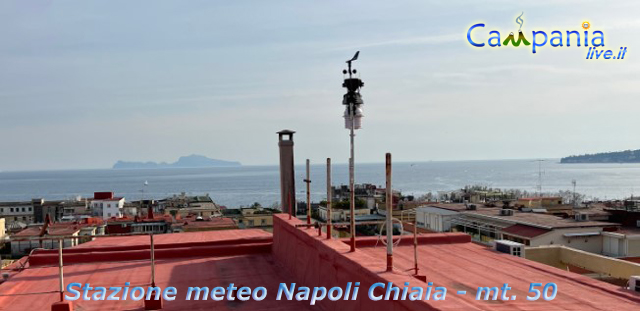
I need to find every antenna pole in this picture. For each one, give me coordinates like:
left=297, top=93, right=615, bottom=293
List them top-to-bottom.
left=386, top=153, right=393, bottom=272
left=327, top=158, right=332, bottom=239
left=305, top=159, right=311, bottom=225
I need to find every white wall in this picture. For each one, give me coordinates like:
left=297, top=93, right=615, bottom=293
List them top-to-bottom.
left=93, top=198, right=124, bottom=219
left=0, top=205, right=34, bottom=224
left=318, top=207, right=370, bottom=222
left=416, top=209, right=457, bottom=232
left=0, top=218, right=5, bottom=239
left=530, top=227, right=604, bottom=254
left=602, top=233, right=640, bottom=257
left=11, top=236, right=78, bottom=256
left=627, top=238, right=640, bottom=257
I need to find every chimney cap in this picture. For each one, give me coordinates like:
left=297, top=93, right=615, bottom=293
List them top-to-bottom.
left=277, top=129, right=296, bottom=134
left=277, top=129, right=296, bottom=141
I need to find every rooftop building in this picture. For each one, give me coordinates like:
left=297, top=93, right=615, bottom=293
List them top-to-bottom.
left=91, top=192, right=125, bottom=219
left=416, top=204, right=620, bottom=254
left=1, top=214, right=639, bottom=310
left=171, top=216, right=238, bottom=232
left=9, top=217, right=105, bottom=256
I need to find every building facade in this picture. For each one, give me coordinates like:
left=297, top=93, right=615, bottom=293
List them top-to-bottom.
left=91, top=192, right=125, bottom=219
left=0, top=202, right=34, bottom=226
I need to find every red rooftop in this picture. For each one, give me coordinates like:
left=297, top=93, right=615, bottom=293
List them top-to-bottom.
left=1, top=214, right=639, bottom=310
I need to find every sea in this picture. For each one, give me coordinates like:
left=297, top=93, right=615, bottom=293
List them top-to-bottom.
left=1, top=159, right=639, bottom=208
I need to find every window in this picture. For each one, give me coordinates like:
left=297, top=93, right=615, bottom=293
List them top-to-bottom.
left=108, top=204, right=111, bottom=208
left=29, top=207, right=32, bottom=212
left=0, top=208, right=3, bottom=213
left=10, top=208, right=14, bottom=213
left=22, top=208, right=25, bottom=212
left=107, top=213, right=111, bottom=217
left=22, top=216, right=26, bottom=221
left=261, top=219, right=266, bottom=225
left=512, top=247, right=522, bottom=257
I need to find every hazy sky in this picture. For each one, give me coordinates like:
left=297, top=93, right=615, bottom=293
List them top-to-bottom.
left=0, top=1, right=638, bottom=171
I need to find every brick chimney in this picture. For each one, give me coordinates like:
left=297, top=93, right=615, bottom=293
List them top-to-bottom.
left=277, top=130, right=296, bottom=216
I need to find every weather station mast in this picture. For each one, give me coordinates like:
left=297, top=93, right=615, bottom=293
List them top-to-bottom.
left=341, top=51, right=364, bottom=252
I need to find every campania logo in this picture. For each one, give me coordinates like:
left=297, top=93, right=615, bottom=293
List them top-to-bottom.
left=467, top=12, right=629, bottom=59
left=503, top=12, right=530, bottom=47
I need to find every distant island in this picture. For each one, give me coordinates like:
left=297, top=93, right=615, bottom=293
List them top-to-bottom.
left=560, top=149, right=640, bottom=164
left=113, top=154, right=241, bottom=169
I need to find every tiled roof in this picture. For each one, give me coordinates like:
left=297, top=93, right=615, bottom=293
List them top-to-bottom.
left=501, top=224, right=551, bottom=238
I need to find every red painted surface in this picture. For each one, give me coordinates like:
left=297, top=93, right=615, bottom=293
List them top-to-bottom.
left=93, top=192, right=114, bottom=200
left=272, top=214, right=640, bottom=310
left=2, top=218, right=640, bottom=310
left=105, top=223, right=133, bottom=234
left=501, top=224, right=551, bottom=238
left=0, top=229, right=310, bottom=311
left=29, top=230, right=274, bottom=267
left=345, top=233, right=471, bottom=248
left=34, top=236, right=272, bottom=255
left=29, top=242, right=272, bottom=267
left=0, top=254, right=313, bottom=310
left=622, top=257, right=640, bottom=264
left=144, top=297, right=163, bottom=310
left=50, top=301, right=73, bottom=311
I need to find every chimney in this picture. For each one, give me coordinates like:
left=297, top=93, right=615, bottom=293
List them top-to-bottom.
left=277, top=130, right=296, bottom=217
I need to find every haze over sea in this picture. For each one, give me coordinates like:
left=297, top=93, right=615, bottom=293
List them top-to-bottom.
left=1, top=159, right=639, bottom=208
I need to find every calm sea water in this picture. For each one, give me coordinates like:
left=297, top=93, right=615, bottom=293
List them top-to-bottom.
left=0, top=159, right=639, bottom=207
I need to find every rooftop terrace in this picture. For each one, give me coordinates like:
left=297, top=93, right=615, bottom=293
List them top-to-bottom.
left=0, top=215, right=638, bottom=310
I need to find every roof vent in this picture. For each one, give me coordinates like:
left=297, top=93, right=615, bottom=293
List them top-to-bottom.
left=500, top=209, right=514, bottom=216
left=574, top=213, right=589, bottom=222
left=494, top=240, right=525, bottom=257
left=629, top=276, right=640, bottom=292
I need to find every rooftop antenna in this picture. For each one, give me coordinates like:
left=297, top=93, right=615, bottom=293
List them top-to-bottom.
left=532, top=160, right=545, bottom=197
left=140, top=180, right=148, bottom=217
left=572, top=180, right=577, bottom=208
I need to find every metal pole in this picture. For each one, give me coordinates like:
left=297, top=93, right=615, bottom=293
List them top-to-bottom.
left=349, top=106, right=356, bottom=252
left=386, top=153, right=393, bottom=271
left=326, top=158, right=332, bottom=239
left=306, top=159, right=311, bottom=225
left=288, top=192, right=292, bottom=220
left=413, top=216, right=419, bottom=275
left=150, top=234, right=156, bottom=287
left=58, top=238, right=64, bottom=302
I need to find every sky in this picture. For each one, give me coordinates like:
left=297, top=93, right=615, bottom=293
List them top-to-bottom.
left=0, top=0, right=638, bottom=171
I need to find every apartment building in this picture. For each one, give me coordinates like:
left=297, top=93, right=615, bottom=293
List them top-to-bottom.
left=91, top=192, right=125, bottom=219
left=0, top=202, right=33, bottom=226
left=416, top=204, right=620, bottom=254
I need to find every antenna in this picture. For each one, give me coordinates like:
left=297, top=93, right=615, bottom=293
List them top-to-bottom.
left=531, top=159, right=545, bottom=197
left=572, top=179, right=577, bottom=207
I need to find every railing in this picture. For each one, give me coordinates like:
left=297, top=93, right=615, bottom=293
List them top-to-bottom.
left=295, top=216, right=425, bottom=278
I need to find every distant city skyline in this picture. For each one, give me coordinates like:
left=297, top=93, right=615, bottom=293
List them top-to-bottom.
left=0, top=1, right=638, bottom=171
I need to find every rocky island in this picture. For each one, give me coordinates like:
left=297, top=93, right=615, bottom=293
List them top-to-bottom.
left=560, top=149, right=640, bottom=163
left=113, top=154, right=241, bottom=169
